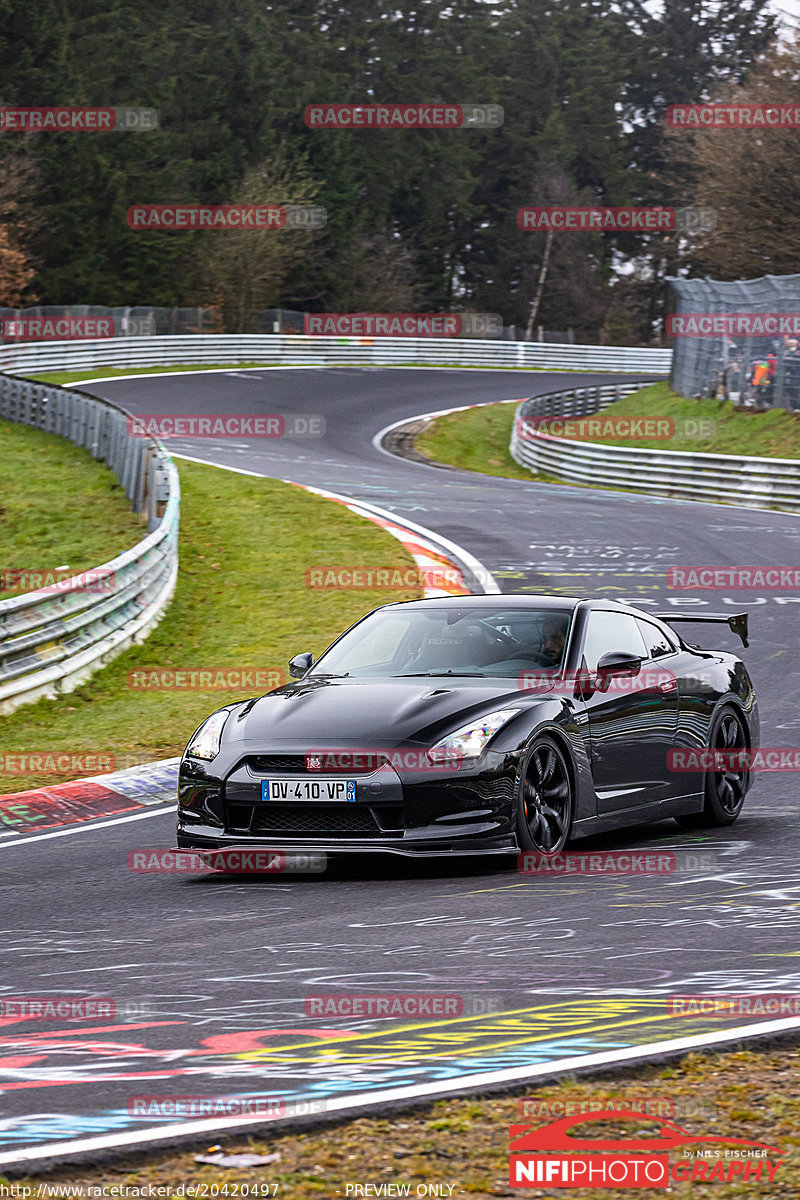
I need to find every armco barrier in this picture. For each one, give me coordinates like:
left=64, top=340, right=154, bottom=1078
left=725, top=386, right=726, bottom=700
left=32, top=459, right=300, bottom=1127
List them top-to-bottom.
left=0, top=334, right=672, bottom=376
left=0, top=336, right=668, bottom=714
left=0, top=374, right=179, bottom=713
left=510, top=383, right=800, bottom=512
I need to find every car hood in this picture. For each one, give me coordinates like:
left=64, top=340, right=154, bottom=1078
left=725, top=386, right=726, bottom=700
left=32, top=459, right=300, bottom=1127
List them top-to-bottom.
left=226, top=676, right=532, bottom=748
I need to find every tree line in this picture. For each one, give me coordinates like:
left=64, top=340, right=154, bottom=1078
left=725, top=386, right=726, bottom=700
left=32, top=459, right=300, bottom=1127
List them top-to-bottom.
left=0, top=0, right=794, bottom=342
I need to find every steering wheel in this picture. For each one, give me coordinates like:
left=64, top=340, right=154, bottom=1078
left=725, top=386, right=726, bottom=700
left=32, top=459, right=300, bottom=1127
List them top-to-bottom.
left=478, top=621, right=521, bottom=650
left=524, top=652, right=555, bottom=668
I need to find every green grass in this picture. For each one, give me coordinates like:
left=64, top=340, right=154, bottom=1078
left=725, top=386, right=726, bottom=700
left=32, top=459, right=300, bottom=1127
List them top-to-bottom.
left=28, top=361, right=585, bottom=388
left=28, top=363, right=287, bottom=385
left=416, top=382, right=800, bottom=483
left=567, top=382, right=800, bottom=456
left=416, top=401, right=534, bottom=480
left=0, top=418, right=144, bottom=595
left=0, top=459, right=421, bottom=793
left=9, top=1042, right=800, bottom=1197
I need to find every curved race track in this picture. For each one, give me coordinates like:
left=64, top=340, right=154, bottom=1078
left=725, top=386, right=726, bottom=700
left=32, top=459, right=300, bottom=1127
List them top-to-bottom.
left=3, top=367, right=800, bottom=1169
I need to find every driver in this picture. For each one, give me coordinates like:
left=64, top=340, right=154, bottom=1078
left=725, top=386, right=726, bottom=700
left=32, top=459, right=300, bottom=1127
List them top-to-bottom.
left=540, top=614, right=569, bottom=667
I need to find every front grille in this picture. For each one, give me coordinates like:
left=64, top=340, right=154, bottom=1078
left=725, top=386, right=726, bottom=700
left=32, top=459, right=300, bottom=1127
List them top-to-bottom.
left=247, top=753, right=384, bottom=774
left=247, top=755, right=307, bottom=773
left=251, top=804, right=382, bottom=837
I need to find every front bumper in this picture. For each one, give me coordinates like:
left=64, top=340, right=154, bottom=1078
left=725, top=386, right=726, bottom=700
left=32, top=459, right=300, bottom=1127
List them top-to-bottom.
left=177, top=747, right=521, bottom=857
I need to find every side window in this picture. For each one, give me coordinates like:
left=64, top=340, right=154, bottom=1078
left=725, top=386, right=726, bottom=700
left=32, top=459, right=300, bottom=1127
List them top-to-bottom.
left=580, top=611, right=647, bottom=672
left=637, top=619, right=677, bottom=659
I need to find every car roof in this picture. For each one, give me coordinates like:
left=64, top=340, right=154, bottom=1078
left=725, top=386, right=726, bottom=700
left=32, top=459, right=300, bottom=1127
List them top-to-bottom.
left=375, top=595, right=680, bottom=632
left=377, top=595, right=657, bottom=612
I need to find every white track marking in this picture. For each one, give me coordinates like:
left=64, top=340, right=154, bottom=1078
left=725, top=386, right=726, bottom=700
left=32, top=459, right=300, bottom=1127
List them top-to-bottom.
left=169, top=454, right=501, bottom=594
left=0, top=805, right=174, bottom=850
left=2, top=1015, right=799, bottom=1167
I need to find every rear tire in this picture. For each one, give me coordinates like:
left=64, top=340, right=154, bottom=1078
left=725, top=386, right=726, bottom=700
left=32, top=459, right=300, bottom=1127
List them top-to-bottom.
left=676, top=705, right=749, bottom=829
left=517, top=735, right=573, bottom=855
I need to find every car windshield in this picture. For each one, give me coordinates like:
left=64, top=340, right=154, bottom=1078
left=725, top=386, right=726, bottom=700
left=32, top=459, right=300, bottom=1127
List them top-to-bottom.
left=308, top=607, right=572, bottom=679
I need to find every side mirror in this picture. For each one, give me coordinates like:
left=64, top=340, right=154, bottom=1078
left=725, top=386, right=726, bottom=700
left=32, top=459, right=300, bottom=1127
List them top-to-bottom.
left=596, top=650, right=642, bottom=677
left=288, top=651, right=314, bottom=678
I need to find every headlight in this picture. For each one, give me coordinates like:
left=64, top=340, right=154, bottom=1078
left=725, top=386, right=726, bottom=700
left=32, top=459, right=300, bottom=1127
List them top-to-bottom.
left=427, top=708, right=522, bottom=767
left=185, top=710, right=230, bottom=761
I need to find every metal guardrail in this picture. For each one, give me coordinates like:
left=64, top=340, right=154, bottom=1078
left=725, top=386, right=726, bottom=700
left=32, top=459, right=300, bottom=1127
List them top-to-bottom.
left=0, top=334, right=672, bottom=376
left=0, top=336, right=668, bottom=714
left=0, top=374, right=180, bottom=714
left=510, top=382, right=800, bottom=513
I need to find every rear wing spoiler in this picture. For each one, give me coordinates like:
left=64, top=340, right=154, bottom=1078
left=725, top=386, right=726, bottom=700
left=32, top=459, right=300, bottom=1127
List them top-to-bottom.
left=655, top=612, right=749, bottom=648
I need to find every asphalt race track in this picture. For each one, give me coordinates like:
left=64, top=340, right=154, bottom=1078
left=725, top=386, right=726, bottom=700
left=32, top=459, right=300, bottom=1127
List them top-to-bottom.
left=4, top=367, right=800, bottom=1169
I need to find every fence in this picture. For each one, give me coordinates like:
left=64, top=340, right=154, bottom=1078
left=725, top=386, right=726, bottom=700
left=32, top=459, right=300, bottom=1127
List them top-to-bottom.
left=667, top=274, right=800, bottom=409
left=0, top=305, right=659, bottom=345
left=0, top=333, right=672, bottom=376
left=0, top=375, right=180, bottom=714
left=510, top=382, right=800, bottom=512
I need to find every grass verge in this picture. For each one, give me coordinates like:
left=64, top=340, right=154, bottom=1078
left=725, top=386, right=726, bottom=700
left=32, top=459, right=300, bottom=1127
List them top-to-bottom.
left=25, top=362, right=591, bottom=388
left=27, top=364, right=290, bottom=386
left=415, top=382, right=800, bottom=481
left=0, top=418, right=143, bottom=595
left=0, top=458, right=421, bottom=793
left=6, top=1042, right=799, bottom=1197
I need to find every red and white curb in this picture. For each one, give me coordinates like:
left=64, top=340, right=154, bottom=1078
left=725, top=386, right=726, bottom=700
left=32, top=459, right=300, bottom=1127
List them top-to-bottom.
left=168, top=454, right=500, bottom=595
left=297, top=483, right=479, bottom=597
left=0, top=758, right=179, bottom=835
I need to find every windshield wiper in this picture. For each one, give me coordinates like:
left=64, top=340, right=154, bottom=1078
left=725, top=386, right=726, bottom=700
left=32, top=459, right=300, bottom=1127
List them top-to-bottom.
left=392, top=671, right=487, bottom=677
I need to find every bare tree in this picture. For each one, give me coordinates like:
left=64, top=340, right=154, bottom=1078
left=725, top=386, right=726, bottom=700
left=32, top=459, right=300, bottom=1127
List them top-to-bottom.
left=678, top=34, right=800, bottom=278
left=202, top=146, right=320, bottom=332
left=0, top=151, right=38, bottom=307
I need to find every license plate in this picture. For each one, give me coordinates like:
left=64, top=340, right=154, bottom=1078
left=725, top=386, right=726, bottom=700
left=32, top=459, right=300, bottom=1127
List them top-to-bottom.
left=261, top=778, right=357, bottom=802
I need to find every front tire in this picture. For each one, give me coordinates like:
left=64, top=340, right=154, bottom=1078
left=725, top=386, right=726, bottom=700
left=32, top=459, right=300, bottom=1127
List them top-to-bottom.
left=676, top=705, right=749, bottom=829
left=517, top=735, right=573, bottom=855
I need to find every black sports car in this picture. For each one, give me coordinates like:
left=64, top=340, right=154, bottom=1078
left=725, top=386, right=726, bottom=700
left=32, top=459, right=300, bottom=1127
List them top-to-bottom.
left=176, top=596, right=758, bottom=859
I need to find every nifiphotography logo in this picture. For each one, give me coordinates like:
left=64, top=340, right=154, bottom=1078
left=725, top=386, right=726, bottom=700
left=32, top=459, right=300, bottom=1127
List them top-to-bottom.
left=509, top=1109, right=783, bottom=1188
